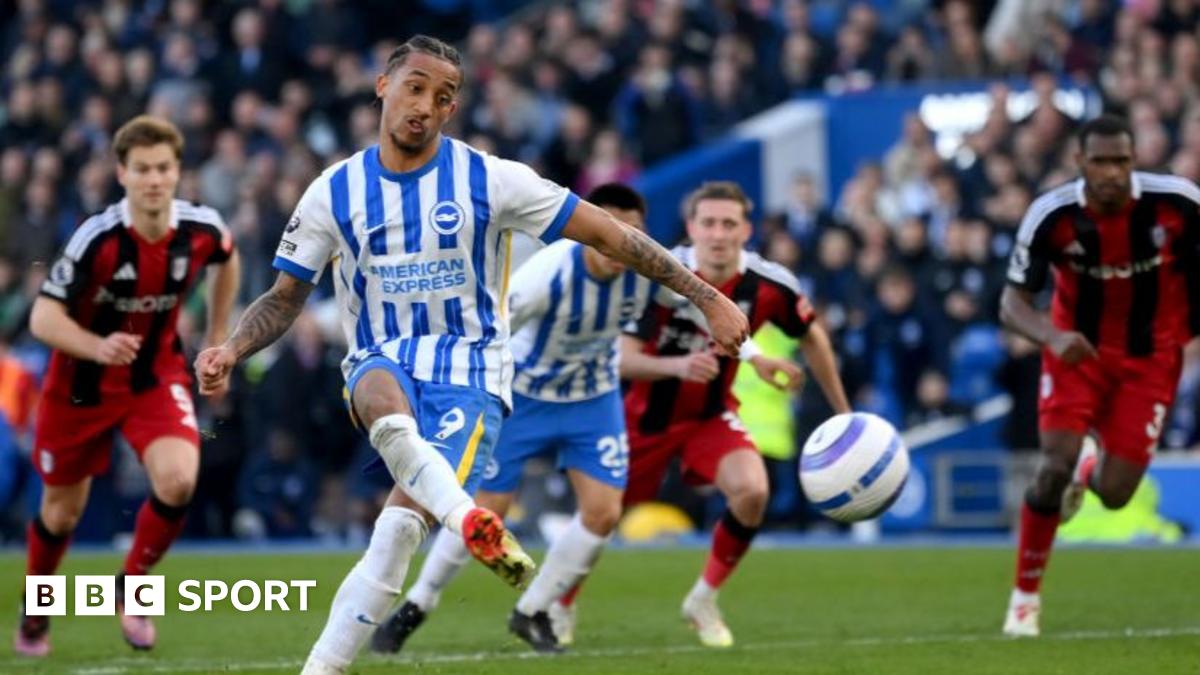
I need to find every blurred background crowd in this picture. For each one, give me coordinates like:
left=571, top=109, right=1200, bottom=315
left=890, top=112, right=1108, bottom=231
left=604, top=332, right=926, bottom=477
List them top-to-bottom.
left=1, top=0, right=1199, bottom=544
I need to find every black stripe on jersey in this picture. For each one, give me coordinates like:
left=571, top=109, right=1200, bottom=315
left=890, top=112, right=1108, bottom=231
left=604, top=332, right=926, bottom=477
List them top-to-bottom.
left=1127, top=197, right=1161, bottom=356
left=1170, top=198, right=1200, bottom=337
left=1072, top=212, right=1103, bottom=346
left=1188, top=218, right=1200, bottom=337
left=130, top=228, right=193, bottom=391
left=71, top=231, right=138, bottom=406
left=701, top=273, right=759, bottom=419
left=639, top=306, right=683, bottom=435
left=640, top=379, right=681, bottom=435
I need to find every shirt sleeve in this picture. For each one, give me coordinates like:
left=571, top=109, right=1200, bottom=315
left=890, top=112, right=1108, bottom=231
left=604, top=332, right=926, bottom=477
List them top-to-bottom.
left=491, top=157, right=579, bottom=245
left=273, top=175, right=340, bottom=284
left=198, top=208, right=234, bottom=265
left=1006, top=208, right=1055, bottom=293
left=40, top=222, right=101, bottom=304
left=773, top=288, right=816, bottom=339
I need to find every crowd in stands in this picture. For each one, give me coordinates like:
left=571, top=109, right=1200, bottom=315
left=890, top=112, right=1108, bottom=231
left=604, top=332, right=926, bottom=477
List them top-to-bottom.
left=0, top=0, right=1197, bottom=541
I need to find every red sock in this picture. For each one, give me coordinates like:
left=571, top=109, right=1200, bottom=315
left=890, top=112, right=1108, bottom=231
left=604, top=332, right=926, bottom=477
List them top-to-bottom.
left=123, top=495, right=188, bottom=576
left=1014, top=501, right=1060, bottom=594
left=701, top=510, right=759, bottom=589
left=26, top=516, right=70, bottom=575
left=559, top=582, right=582, bottom=607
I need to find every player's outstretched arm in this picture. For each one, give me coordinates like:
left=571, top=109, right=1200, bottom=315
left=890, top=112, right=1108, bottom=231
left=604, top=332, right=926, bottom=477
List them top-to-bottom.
left=562, top=201, right=748, bottom=355
left=204, top=249, right=241, bottom=348
left=195, top=272, right=313, bottom=395
left=999, top=285, right=1096, bottom=365
left=29, top=297, right=142, bottom=365
left=798, top=322, right=851, bottom=414
left=617, top=335, right=720, bottom=382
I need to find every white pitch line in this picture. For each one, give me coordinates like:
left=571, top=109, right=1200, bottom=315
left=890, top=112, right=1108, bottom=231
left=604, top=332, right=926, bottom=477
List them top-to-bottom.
left=62, top=625, right=1200, bottom=674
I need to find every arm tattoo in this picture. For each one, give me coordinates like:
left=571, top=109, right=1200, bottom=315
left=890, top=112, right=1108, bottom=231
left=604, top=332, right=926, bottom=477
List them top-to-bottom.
left=610, top=226, right=719, bottom=307
left=228, top=278, right=312, bottom=359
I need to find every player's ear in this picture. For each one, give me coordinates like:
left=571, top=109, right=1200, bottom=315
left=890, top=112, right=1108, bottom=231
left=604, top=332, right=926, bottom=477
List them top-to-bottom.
left=374, top=73, right=389, bottom=101
left=115, top=162, right=128, bottom=188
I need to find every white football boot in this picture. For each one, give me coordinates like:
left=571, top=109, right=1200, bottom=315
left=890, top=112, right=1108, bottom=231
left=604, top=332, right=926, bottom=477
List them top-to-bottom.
left=1002, top=588, right=1041, bottom=637
left=682, top=589, right=734, bottom=648
left=548, top=600, right=577, bottom=646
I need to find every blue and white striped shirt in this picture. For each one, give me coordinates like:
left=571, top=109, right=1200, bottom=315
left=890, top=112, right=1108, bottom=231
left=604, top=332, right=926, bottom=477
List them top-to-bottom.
left=273, top=137, right=579, bottom=408
left=508, top=240, right=670, bottom=402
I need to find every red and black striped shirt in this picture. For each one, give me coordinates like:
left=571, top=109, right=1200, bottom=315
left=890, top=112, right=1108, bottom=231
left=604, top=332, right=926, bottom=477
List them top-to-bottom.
left=1006, top=172, right=1200, bottom=356
left=40, top=199, right=233, bottom=405
left=624, top=246, right=816, bottom=435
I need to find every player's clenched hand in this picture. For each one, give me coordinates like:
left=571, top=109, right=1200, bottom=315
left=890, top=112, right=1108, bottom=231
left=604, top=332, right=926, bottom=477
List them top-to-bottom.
left=700, top=294, right=749, bottom=357
left=1048, top=330, right=1098, bottom=365
left=94, top=332, right=141, bottom=366
left=195, top=345, right=237, bottom=396
left=674, top=352, right=721, bottom=382
left=750, top=355, right=806, bottom=392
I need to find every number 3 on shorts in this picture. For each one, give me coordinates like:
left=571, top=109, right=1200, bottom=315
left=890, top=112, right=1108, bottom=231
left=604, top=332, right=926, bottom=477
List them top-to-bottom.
left=170, top=383, right=199, bottom=430
left=1145, top=402, right=1167, bottom=441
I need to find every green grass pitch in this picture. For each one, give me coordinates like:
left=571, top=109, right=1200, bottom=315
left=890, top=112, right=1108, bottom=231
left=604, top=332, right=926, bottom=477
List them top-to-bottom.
left=1, top=546, right=1198, bottom=673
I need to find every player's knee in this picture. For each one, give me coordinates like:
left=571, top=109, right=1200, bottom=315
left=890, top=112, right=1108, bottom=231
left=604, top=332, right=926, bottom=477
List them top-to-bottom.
left=353, top=375, right=409, bottom=430
left=1028, top=457, right=1073, bottom=508
left=154, top=473, right=196, bottom=506
left=729, top=484, right=768, bottom=523
left=41, top=502, right=84, bottom=534
left=580, top=502, right=622, bottom=536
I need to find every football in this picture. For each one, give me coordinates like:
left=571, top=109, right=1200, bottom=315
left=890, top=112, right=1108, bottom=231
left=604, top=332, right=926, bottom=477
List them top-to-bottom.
left=800, top=412, right=910, bottom=523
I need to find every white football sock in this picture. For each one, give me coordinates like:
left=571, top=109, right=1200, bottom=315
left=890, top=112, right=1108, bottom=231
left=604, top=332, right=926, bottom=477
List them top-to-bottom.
left=369, top=414, right=474, bottom=535
left=304, top=507, right=426, bottom=673
left=516, top=513, right=609, bottom=616
left=405, top=526, right=471, bottom=612
left=688, top=577, right=718, bottom=602
left=1009, top=588, right=1040, bottom=604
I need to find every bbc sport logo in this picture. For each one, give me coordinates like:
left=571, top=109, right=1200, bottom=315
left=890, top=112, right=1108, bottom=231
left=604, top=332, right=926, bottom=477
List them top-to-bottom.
left=25, top=576, right=317, bottom=616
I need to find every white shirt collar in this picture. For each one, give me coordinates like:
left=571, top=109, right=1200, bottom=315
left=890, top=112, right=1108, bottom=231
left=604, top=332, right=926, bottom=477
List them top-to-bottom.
left=1075, top=172, right=1142, bottom=208
left=120, top=197, right=179, bottom=229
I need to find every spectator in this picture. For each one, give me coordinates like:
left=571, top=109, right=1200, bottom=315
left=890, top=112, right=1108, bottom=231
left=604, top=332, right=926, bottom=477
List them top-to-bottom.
left=615, top=43, right=701, bottom=165
left=783, top=173, right=836, bottom=252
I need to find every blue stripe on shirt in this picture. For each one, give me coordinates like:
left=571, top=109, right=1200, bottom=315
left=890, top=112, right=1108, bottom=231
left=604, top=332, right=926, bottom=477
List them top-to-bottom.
left=437, top=141, right=457, bottom=250
left=364, top=148, right=387, bottom=255
left=468, top=149, right=496, bottom=389
left=331, top=164, right=373, bottom=349
left=401, top=175, right=421, bottom=254
left=541, top=192, right=579, bottom=244
left=567, top=245, right=585, bottom=335
left=272, top=256, right=318, bottom=283
left=518, top=270, right=564, bottom=371
left=593, top=276, right=612, bottom=332
left=382, top=301, right=400, bottom=340
left=404, top=302, right=429, bottom=370
left=433, top=334, right=453, bottom=383
left=531, top=359, right=567, bottom=396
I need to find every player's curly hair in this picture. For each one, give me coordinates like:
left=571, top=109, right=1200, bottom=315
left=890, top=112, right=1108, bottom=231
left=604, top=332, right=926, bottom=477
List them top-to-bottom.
left=384, top=35, right=464, bottom=86
left=112, top=115, right=184, bottom=165
left=684, top=181, right=754, bottom=220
